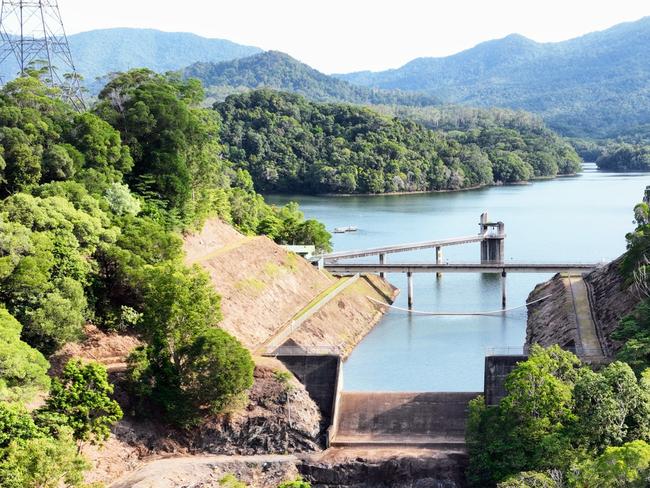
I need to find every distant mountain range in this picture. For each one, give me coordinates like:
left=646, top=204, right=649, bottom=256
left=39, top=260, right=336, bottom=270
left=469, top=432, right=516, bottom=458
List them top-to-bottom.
left=337, top=17, right=650, bottom=138
left=3, top=19, right=650, bottom=139
left=0, top=28, right=261, bottom=86
left=184, top=51, right=439, bottom=106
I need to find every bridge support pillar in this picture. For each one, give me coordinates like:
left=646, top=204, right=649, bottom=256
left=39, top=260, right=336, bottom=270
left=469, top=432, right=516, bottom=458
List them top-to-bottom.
left=436, top=246, right=443, bottom=279
left=379, top=253, right=386, bottom=278
left=501, top=270, right=507, bottom=310
left=407, top=272, right=414, bottom=309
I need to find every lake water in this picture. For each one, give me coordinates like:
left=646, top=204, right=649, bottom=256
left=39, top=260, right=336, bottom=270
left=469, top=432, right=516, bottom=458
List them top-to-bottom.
left=267, top=165, right=650, bottom=392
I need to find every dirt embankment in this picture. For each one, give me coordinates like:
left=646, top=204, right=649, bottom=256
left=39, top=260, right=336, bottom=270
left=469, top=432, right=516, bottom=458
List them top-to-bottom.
left=183, top=218, right=397, bottom=355
left=526, top=256, right=641, bottom=355
left=84, top=357, right=323, bottom=486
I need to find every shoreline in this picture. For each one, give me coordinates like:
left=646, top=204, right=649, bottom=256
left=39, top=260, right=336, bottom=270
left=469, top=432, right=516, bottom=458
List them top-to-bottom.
left=266, top=172, right=582, bottom=199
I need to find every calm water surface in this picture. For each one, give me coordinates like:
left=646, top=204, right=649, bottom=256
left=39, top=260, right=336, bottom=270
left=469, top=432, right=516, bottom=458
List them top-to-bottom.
left=267, top=165, right=650, bottom=392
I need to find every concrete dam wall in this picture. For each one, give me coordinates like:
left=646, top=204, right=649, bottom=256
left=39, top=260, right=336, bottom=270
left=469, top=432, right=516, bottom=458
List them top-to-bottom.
left=332, top=392, right=480, bottom=448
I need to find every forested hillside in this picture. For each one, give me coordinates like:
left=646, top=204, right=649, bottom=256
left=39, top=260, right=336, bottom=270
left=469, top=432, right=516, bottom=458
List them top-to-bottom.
left=338, top=17, right=650, bottom=138
left=185, top=50, right=439, bottom=106
left=0, top=71, right=330, bottom=485
left=215, top=90, right=581, bottom=194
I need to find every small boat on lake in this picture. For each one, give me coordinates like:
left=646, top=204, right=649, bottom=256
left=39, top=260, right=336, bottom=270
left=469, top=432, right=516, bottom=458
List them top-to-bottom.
left=334, top=226, right=358, bottom=234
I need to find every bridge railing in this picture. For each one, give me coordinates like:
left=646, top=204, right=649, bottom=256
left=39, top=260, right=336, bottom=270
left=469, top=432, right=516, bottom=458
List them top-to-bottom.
left=313, top=233, right=489, bottom=261
left=327, top=260, right=607, bottom=266
left=269, top=344, right=344, bottom=356
left=486, top=346, right=606, bottom=359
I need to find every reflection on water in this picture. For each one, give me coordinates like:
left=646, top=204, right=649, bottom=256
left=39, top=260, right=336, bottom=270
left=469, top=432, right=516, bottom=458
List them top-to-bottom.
left=267, top=165, right=650, bottom=391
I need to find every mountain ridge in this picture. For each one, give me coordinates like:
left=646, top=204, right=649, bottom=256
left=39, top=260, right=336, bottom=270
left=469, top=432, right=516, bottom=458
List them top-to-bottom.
left=336, top=16, right=650, bottom=137
left=0, top=27, right=262, bottom=85
left=184, top=50, right=440, bottom=106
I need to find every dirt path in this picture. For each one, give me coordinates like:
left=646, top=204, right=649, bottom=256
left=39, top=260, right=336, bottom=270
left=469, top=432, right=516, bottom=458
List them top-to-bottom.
left=109, top=454, right=298, bottom=488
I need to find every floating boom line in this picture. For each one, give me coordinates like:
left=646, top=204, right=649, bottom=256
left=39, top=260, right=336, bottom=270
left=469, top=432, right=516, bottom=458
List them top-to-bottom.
left=367, top=294, right=552, bottom=317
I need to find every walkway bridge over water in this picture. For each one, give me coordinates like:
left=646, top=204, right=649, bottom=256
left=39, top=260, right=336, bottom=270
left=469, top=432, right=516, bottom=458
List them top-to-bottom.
left=314, top=212, right=601, bottom=309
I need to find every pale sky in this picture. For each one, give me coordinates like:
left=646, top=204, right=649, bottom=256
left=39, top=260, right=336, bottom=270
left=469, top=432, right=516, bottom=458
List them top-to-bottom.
left=60, top=0, right=650, bottom=73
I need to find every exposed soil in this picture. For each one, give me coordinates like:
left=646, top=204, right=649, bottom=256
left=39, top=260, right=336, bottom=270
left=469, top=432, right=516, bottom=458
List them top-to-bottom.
left=183, top=218, right=396, bottom=354
left=184, top=218, right=248, bottom=264
left=185, top=221, right=334, bottom=349
left=292, top=275, right=398, bottom=358
left=49, top=324, right=141, bottom=375
left=85, top=358, right=323, bottom=486
left=109, top=454, right=299, bottom=488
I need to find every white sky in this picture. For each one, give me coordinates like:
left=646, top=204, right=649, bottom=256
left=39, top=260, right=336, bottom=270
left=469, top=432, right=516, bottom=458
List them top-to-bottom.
left=60, top=0, right=650, bottom=73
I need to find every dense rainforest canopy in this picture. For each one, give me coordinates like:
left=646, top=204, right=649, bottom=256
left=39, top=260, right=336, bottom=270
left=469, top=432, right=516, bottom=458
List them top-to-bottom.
left=337, top=17, right=650, bottom=140
left=0, top=70, right=330, bottom=486
left=215, top=90, right=581, bottom=195
left=468, top=346, right=650, bottom=487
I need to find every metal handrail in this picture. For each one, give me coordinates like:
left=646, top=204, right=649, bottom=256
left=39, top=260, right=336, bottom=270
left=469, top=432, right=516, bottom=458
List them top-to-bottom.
left=485, top=346, right=607, bottom=358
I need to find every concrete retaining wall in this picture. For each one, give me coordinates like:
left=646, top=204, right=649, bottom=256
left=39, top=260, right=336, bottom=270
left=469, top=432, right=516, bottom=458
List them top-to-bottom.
left=277, top=355, right=341, bottom=427
left=484, top=355, right=527, bottom=405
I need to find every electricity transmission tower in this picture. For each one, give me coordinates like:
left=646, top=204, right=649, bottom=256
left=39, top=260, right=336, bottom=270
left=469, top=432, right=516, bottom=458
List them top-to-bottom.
left=0, top=0, right=85, bottom=109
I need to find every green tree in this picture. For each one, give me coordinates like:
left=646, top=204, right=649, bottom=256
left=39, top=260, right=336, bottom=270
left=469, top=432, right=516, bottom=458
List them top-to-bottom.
left=96, top=69, right=224, bottom=224
left=104, top=182, right=141, bottom=216
left=126, top=262, right=253, bottom=424
left=140, top=263, right=222, bottom=354
left=0, top=308, right=50, bottom=402
left=178, top=328, right=254, bottom=413
left=467, top=346, right=581, bottom=486
left=36, top=360, right=122, bottom=445
left=571, top=362, right=650, bottom=450
left=0, top=402, right=42, bottom=449
left=0, top=429, right=89, bottom=488
left=570, top=440, right=650, bottom=487
left=497, top=471, right=561, bottom=488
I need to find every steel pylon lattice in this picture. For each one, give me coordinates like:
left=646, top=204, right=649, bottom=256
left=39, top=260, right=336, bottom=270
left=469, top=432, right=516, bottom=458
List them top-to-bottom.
left=0, top=0, right=85, bottom=109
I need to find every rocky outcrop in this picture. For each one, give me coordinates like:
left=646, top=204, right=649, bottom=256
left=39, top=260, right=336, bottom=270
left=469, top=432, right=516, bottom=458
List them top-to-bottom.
left=526, top=256, right=641, bottom=356
left=584, top=257, right=640, bottom=355
left=526, top=274, right=579, bottom=349
left=88, top=359, right=323, bottom=486
left=191, top=360, right=322, bottom=455
left=299, top=448, right=469, bottom=488
left=109, top=449, right=469, bottom=488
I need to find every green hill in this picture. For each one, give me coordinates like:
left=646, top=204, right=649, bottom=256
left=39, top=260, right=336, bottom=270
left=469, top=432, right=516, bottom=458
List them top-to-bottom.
left=184, top=51, right=439, bottom=106
left=215, top=89, right=581, bottom=194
